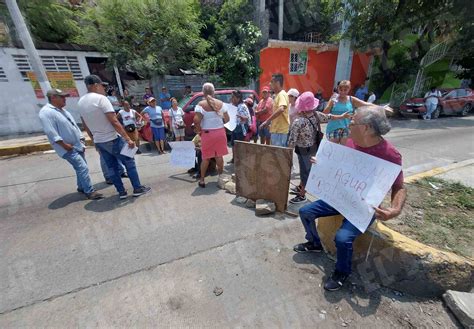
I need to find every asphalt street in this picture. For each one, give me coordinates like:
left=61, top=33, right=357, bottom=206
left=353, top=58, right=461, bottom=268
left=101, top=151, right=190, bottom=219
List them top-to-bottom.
left=0, top=115, right=472, bottom=326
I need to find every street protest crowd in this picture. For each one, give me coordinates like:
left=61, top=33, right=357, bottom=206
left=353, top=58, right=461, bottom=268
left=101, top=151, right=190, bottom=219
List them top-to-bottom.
left=38, top=73, right=407, bottom=292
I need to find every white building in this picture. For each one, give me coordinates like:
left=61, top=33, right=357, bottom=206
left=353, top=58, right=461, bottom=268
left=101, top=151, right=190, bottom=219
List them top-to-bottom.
left=0, top=46, right=107, bottom=136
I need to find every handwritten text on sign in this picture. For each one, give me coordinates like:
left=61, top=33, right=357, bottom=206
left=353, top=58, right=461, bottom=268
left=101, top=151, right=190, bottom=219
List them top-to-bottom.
left=306, top=139, right=401, bottom=233
left=169, top=141, right=196, bottom=168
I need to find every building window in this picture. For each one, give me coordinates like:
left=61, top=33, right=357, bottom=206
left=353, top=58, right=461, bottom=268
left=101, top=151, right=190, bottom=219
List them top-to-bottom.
left=289, top=51, right=307, bottom=75
left=12, top=54, right=83, bottom=81
left=12, top=54, right=32, bottom=81
left=41, top=56, right=83, bottom=80
left=0, top=66, right=7, bottom=82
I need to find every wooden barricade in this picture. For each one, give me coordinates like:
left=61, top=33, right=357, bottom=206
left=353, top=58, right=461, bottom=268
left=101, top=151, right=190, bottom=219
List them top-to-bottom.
left=234, top=141, right=293, bottom=212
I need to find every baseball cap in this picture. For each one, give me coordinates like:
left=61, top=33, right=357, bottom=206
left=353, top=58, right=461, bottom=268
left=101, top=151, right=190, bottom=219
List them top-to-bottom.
left=84, top=74, right=109, bottom=86
left=46, top=88, right=70, bottom=97
left=287, top=88, right=300, bottom=98
left=147, top=97, right=156, bottom=104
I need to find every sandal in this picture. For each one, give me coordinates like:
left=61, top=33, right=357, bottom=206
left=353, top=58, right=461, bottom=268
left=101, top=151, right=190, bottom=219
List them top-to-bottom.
left=198, top=181, right=206, bottom=188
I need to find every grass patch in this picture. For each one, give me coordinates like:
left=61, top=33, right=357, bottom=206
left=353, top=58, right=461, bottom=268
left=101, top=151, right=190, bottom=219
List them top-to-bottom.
left=384, top=177, right=474, bottom=259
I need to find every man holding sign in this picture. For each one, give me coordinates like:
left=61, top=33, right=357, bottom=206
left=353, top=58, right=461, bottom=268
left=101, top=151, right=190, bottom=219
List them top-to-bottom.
left=294, top=106, right=407, bottom=291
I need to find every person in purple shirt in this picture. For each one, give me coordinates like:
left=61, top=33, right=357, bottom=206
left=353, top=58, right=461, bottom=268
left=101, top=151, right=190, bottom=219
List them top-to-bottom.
left=143, top=87, right=154, bottom=103
left=293, top=106, right=407, bottom=292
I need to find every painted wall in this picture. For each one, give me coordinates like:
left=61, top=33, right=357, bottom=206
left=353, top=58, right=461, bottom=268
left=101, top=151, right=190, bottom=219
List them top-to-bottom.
left=0, top=47, right=105, bottom=136
left=259, top=47, right=371, bottom=99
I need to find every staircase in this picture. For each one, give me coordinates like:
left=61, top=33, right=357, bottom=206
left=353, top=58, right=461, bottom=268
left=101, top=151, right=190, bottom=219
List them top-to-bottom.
left=412, top=41, right=450, bottom=96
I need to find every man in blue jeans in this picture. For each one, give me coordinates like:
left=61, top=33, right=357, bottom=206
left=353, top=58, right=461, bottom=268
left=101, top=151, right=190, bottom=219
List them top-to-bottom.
left=78, top=75, right=151, bottom=199
left=39, top=89, right=103, bottom=200
left=294, top=106, right=407, bottom=291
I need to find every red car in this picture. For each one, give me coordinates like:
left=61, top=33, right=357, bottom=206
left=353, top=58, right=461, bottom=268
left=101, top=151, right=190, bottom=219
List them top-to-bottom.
left=399, top=88, right=473, bottom=119
left=177, top=89, right=259, bottom=139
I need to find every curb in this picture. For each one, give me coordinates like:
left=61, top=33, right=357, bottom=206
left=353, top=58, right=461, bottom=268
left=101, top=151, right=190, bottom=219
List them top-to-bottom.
left=0, top=139, right=95, bottom=156
left=404, top=158, right=474, bottom=183
left=316, top=161, right=474, bottom=297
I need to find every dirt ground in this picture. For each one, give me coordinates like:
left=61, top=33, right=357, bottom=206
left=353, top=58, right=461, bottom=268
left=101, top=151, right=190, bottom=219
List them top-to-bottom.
left=384, top=177, right=474, bottom=259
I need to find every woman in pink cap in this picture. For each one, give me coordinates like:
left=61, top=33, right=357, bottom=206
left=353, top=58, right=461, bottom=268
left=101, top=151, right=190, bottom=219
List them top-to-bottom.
left=254, top=86, right=273, bottom=145
left=287, top=91, right=327, bottom=204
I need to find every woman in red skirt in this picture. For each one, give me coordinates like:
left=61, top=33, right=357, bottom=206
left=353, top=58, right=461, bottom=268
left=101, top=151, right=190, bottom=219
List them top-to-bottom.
left=194, top=83, right=230, bottom=188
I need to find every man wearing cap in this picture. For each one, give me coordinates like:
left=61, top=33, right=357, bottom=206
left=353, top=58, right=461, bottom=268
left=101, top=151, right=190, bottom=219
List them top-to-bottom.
left=261, top=73, right=290, bottom=147
left=78, top=75, right=151, bottom=199
left=159, top=86, right=171, bottom=110
left=255, top=86, right=273, bottom=145
left=39, top=89, right=103, bottom=200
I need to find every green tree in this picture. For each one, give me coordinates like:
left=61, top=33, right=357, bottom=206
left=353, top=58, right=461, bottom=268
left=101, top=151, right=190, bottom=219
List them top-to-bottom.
left=16, top=0, right=81, bottom=43
left=79, top=0, right=208, bottom=78
left=199, top=0, right=262, bottom=86
left=343, top=0, right=469, bottom=96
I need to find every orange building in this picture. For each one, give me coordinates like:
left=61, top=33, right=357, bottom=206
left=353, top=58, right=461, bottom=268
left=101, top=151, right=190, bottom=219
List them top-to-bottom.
left=259, top=40, right=372, bottom=99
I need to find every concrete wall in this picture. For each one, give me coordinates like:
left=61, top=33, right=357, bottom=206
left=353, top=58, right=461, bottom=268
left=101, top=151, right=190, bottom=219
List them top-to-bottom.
left=259, top=46, right=371, bottom=99
left=0, top=47, right=105, bottom=136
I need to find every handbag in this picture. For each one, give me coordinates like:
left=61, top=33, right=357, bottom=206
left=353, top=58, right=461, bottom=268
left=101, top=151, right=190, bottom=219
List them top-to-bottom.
left=295, top=115, right=323, bottom=156
left=125, top=124, right=136, bottom=132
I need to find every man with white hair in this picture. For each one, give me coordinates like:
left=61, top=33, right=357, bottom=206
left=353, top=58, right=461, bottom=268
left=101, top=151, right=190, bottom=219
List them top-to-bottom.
left=294, top=106, right=407, bottom=291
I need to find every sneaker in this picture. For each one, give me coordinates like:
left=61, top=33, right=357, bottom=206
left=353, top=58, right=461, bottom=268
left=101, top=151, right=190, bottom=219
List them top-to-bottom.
left=121, top=172, right=128, bottom=178
left=105, top=179, right=113, bottom=185
left=133, top=186, right=151, bottom=197
left=289, top=186, right=300, bottom=195
left=86, top=191, right=104, bottom=200
left=119, top=191, right=128, bottom=199
left=289, top=195, right=307, bottom=204
left=293, top=241, right=323, bottom=253
left=324, top=270, right=349, bottom=291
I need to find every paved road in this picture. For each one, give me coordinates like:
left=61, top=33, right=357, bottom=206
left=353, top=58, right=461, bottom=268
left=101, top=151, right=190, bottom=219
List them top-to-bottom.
left=0, top=115, right=472, bottom=326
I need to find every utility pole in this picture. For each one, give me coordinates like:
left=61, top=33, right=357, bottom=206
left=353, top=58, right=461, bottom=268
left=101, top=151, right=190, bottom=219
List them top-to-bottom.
left=5, top=0, right=50, bottom=97
left=278, top=0, right=283, bottom=40
left=333, top=1, right=353, bottom=87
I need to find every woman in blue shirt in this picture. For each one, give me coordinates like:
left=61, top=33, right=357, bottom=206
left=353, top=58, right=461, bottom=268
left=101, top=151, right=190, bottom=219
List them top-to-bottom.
left=323, top=80, right=373, bottom=145
left=143, top=97, right=167, bottom=154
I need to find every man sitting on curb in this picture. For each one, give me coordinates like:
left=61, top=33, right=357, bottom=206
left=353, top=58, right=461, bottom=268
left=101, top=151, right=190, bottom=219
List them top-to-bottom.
left=39, top=89, right=103, bottom=200
left=294, top=106, right=407, bottom=291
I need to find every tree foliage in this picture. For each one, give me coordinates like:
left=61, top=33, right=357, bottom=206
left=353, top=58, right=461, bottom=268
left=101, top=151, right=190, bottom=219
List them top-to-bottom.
left=17, top=0, right=81, bottom=43
left=78, top=0, right=208, bottom=78
left=199, top=0, right=262, bottom=86
left=282, top=0, right=340, bottom=42
left=343, top=0, right=473, bottom=95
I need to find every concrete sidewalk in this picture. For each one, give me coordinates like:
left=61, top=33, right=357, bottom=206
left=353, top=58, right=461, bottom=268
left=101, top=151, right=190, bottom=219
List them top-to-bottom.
left=0, top=133, right=93, bottom=156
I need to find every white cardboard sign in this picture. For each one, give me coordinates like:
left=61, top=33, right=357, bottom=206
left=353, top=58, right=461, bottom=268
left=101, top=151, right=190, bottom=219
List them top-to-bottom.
left=223, top=103, right=238, bottom=132
left=306, top=139, right=402, bottom=232
left=168, top=141, right=196, bottom=168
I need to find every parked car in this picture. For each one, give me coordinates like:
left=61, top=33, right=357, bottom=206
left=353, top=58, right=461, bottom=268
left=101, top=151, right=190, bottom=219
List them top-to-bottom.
left=399, top=88, right=473, bottom=119
left=177, top=89, right=259, bottom=139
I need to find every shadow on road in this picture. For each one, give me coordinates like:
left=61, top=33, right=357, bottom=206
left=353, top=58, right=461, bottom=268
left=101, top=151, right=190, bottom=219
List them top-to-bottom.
left=191, top=182, right=221, bottom=196
left=48, top=192, right=85, bottom=209
left=84, top=195, right=136, bottom=212
left=292, top=252, right=382, bottom=317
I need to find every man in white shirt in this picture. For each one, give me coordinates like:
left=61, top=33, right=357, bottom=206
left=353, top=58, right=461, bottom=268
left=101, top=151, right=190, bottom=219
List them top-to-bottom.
left=78, top=75, right=151, bottom=199
left=423, top=86, right=442, bottom=120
